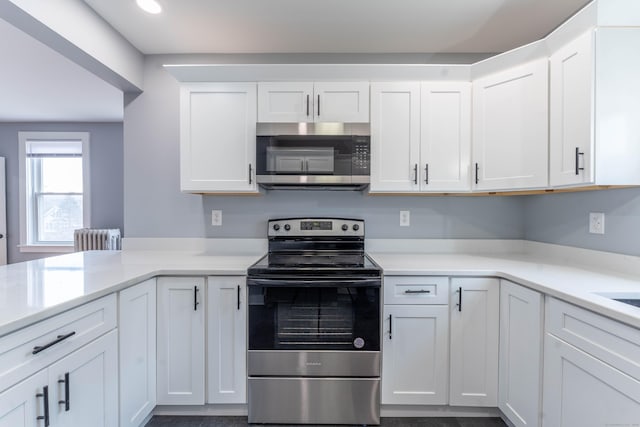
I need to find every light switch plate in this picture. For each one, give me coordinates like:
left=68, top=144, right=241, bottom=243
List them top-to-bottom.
left=211, top=210, right=222, bottom=226
left=400, top=210, right=410, bottom=227
left=589, top=212, right=604, bottom=234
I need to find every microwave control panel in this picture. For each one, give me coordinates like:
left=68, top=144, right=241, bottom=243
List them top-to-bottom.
left=353, top=141, right=370, bottom=174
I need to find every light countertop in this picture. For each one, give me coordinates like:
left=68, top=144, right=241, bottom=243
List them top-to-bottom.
left=1, top=249, right=639, bottom=338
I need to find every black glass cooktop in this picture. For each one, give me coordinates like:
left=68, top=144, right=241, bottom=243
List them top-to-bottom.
left=247, top=252, right=381, bottom=277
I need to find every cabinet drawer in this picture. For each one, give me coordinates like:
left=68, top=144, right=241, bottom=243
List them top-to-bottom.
left=384, top=276, right=449, bottom=304
left=0, top=294, right=117, bottom=392
left=546, top=297, right=640, bottom=381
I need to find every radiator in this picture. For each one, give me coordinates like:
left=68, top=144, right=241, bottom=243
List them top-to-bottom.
left=73, top=228, right=121, bottom=251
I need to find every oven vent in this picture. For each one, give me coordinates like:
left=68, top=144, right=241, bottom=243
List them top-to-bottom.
left=73, top=228, right=121, bottom=251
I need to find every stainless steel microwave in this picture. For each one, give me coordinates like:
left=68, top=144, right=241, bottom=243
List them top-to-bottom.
left=256, top=135, right=370, bottom=190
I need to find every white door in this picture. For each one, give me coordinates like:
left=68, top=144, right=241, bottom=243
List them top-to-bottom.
left=549, top=31, right=595, bottom=187
left=472, top=58, right=549, bottom=191
left=257, top=82, right=314, bottom=123
left=314, top=82, right=369, bottom=123
left=370, top=82, right=421, bottom=192
left=420, top=82, right=471, bottom=192
left=180, top=83, right=257, bottom=192
left=0, top=158, right=6, bottom=265
left=207, top=276, right=247, bottom=404
left=156, top=277, right=205, bottom=405
left=449, top=278, right=499, bottom=406
left=119, top=279, right=156, bottom=427
left=499, top=280, right=543, bottom=427
left=381, top=305, right=449, bottom=405
left=48, top=330, right=118, bottom=427
left=542, top=333, right=640, bottom=427
left=0, top=370, right=47, bottom=427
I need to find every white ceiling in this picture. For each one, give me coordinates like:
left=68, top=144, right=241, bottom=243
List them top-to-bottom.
left=84, top=0, right=590, bottom=55
left=0, top=17, right=123, bottom=122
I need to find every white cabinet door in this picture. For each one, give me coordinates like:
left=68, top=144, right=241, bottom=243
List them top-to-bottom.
left=549, top=31, right=595, bottom=187
left=472, top=58, right=549, bottom=191
left=258, top=82, right=314, bottom=123
left=314, top=82, right=369, bottom=123
left=370, top=82, right=421, bottom=192
left=420, top=82, right=471, bottom=192
left=180, top=83, right=257, bottom=193
left=207, top=276, right=247, bottom=404
left=156, top=277, right=205, bottom=405
left=449, top=278, right=499, bottom=406
left=119, top=279, right=156, bottom=427
left=499, top=280, right=543, bottom=427
left=381, top=305, right=449, bottom=405
left=48, top=330, right=118, bottom=427
left=542, top=333, right=640, bottom=427
left=0, top=370, right=48, bottom=427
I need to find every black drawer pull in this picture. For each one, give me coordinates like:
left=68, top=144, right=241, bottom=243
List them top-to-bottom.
left=575, top=147, right=585, bottom=175
left=194, top=286, right=199, bottom=311
left=456, top=287, right=462, bottom=312
left=404, top=289, right=431, bottom=294
left=389, top=314, right=393, bottom=340
left=32, top=331, right=76, bottom=355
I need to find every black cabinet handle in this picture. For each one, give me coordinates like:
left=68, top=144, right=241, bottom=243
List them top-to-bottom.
left=306, top=94, right=310, bottom=116
left=317, top=94, right=320, bottom=116
left=575, top=147, right=584, bottom=175
left=475, top=163, right=479, bottom=185
left=248, top=164, right=253, bottom=185
left=413, top=164, right=418, bottom=184
left=425, top=164, right=429, bottom=185
left=237, top=285, right=241, bottom=310
left=194, top=286, right=199, bottom=311
left=456, top=287, right=462, bottom=312
left=404, top=289, right=431, bottom=294
left=389, top=314, right=393, bottom=340
left=33, top=331, right=76, bottom=355
left=58, top=372, right=70, bottom=411
left=36, top=385, right=50, bottom=426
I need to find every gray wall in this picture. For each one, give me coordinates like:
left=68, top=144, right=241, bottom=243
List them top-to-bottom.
left=124, top=55, right=525, bottom=240
left=0, top=122, right=124, bottom=263
left=523, top=187, right=640, bottom=257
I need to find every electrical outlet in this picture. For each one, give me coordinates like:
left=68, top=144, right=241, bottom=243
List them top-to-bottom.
left=211, top=210, right=222, bottom=226
left=400, top=210, right=410, bottom=227
left=589, top=212, right=604, bottom=234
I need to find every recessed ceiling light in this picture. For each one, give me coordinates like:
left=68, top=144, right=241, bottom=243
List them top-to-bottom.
left=136, top=0, right=162, bottom=14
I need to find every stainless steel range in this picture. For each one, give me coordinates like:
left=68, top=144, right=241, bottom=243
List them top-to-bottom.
left=246, top=218, right=382, bottom=425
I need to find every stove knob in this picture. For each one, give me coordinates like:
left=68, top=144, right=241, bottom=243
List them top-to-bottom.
left=273, top=224, right=280, bottom=231
left=284, top=224, right=291, bottom=231
left=341, top=224, right=349, bottom=231
left=353, top=224, right=360, bottom=231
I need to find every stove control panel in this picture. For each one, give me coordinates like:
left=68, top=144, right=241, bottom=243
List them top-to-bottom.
left=268, top=218, right=365, bottom=237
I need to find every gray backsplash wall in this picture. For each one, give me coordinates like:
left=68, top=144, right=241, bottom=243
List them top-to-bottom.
left=124, top=55, right=526, bottom=240
left=0, top=122, right=124, bottom=263
left=523, top=187, right=640, bottom=257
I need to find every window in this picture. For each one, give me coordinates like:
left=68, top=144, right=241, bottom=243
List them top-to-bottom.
left=19, top=132, right=90, bottom=252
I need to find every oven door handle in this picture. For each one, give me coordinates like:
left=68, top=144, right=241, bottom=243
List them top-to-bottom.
left=246, top=278, right=380, bottom=288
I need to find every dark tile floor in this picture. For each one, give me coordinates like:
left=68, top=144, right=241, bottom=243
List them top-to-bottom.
left=146, top=416, right=507, bottom=427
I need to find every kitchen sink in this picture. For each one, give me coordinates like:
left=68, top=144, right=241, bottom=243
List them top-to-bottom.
left=593, top=292, right=640, bottom=308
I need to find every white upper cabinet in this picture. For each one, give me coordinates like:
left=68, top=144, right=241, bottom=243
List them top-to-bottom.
left=549, top=28, right=640, bottom=187
left=472, top=58, right=549, bottom=191
left=180, top=82, right=257, bottom=193
left=258, top=82, right=369, bottom=123
left=370, top=82, right=471, bottom=193
left=370, top=82, right=421, bottom=192
left=420, top=82, right=471, bottom=192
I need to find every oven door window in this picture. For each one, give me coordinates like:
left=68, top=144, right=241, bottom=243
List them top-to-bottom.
left=249, top=286, right=380, bottom=351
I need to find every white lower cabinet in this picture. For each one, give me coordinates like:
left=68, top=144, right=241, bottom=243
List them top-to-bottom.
left=207, top=276, right=247, bottom=404
left=382, top=276, right=449, bottom=405
left=156, top=277, right=205, bottom=405
left=449, top=278, right=499, bottom=407
left=119, top=279, right=156, bottom=427
left=499, top=280, right=543, bottom=427
left=542, top=298, right=640, bottom=427
left=0, top=330, right=118, bottom=427
left=48, top=330, right=118, bottom=427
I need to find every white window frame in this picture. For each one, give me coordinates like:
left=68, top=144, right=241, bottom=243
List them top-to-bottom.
left=18, top=132, right=91, bottom=253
